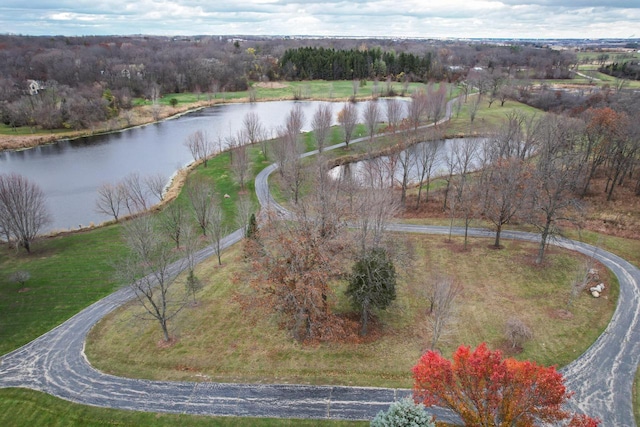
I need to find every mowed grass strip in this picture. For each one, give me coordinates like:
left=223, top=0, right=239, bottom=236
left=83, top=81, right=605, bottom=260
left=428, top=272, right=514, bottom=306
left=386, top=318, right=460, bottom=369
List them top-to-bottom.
left=87, top=233, right=616, bottom=389
left=0, top=388, right=364, bottom=427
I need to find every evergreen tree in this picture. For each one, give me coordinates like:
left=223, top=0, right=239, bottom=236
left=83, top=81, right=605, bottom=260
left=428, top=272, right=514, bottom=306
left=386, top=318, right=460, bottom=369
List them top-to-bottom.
left=346, top=247, right=397, bottom=336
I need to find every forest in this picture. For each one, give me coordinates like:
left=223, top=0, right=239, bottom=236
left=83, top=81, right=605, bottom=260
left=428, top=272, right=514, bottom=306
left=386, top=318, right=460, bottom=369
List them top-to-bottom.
left=0, top=35, right=581, bottom=130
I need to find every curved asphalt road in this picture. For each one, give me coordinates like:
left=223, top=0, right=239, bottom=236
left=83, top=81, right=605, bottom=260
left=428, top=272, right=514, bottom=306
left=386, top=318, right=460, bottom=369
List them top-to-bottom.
left=1, top=98, right=639, bottom=425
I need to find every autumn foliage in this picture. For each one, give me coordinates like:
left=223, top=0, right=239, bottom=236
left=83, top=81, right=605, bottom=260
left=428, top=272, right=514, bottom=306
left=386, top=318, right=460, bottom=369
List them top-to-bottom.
left=412, top=343, right=599, bottom=426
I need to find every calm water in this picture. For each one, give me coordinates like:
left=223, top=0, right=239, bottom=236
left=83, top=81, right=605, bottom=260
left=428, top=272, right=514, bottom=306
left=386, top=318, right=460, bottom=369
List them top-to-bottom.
left=0, top=100, right=405, bottom=232
left=328, top=138, right=488, bottom=187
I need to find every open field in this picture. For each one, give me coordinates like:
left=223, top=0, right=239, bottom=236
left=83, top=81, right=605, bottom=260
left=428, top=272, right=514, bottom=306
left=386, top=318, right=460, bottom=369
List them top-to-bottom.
left=86, top=234, right=616, bottom=389
left=0, top=388, right=363, bottom=427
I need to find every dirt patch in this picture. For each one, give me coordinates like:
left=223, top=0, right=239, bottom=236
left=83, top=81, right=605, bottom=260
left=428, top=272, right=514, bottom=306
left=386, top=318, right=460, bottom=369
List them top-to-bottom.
left=254, top=82, right=288, bottom=89
left=550, top=309, right=575, bottom=320
left=157, top=337, right=179, bottom=349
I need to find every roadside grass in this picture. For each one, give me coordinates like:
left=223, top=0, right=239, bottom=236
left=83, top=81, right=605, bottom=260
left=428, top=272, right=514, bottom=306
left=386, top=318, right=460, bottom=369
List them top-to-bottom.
left=0, top=225, right=126, bottom=355
left=565, top=229, right=640, bottom=268
left=86, top=233, right=616, bottom=389
left=635, top=365, right=640, bottom=426
left=0, top=388, right=363, bottom=427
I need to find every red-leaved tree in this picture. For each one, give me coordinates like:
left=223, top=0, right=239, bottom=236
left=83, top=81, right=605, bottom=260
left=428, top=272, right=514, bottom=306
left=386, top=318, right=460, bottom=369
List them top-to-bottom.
left=412, top=343, right=599, bottom=427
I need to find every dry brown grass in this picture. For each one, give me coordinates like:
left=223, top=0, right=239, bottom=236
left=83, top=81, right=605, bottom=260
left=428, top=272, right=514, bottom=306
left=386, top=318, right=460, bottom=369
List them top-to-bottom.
left=86, top=233, right=616, bottom=389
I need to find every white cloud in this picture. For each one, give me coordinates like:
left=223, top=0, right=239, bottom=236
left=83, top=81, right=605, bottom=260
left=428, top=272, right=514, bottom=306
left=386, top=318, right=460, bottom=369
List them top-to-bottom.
left=0, top=0, right=638, bottom=38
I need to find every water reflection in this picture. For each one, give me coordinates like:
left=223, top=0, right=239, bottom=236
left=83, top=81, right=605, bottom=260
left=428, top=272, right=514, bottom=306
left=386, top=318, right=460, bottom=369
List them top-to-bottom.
left=329, top=138, right=487, bottom=188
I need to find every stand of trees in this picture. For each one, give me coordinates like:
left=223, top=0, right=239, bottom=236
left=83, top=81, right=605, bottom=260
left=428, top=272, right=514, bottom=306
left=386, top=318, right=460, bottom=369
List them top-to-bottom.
left=280, top=47, right=434, bottom=81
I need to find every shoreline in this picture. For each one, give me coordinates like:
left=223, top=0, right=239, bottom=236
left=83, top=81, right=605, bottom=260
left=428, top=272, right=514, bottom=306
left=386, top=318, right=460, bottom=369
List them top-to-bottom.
left=0, top=93, right=362, bottom=153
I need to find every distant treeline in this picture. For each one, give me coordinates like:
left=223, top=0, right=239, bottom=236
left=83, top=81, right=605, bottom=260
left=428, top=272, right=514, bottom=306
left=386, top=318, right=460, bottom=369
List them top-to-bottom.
left=280, top=47, right=437, bottom=82
left=600, top=62, right=640, bottom=81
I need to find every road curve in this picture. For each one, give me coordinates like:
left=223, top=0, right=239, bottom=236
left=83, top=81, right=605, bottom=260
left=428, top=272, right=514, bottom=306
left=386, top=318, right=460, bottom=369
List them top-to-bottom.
left=1, top=97, right=639, bottom=425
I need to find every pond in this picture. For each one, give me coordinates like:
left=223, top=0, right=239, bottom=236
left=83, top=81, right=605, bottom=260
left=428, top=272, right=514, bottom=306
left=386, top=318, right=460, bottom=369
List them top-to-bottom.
left=0, top=100, right=405, bottom=233
left=328, top=137, right=488, bottom=188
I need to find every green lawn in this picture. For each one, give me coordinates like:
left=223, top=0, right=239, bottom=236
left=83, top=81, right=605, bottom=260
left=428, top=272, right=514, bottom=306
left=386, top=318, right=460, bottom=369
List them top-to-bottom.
left=0, top=225, right=126, bottom=355
left=87, top=234, right=616, bottom=388
left=0, top=388, right=364, bottom=427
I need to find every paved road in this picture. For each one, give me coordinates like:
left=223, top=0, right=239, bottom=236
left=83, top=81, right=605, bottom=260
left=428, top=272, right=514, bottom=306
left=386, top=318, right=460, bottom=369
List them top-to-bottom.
left=2, top=98, right=639, bottom=425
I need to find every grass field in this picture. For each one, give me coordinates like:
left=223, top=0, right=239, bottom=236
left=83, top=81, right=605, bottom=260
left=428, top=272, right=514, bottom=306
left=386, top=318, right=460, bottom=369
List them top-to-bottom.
left=86, top=233, right=616, bottom=389
left=635, top=365, right=640, bottom=426
left=0, top=388, right=364, bottom=427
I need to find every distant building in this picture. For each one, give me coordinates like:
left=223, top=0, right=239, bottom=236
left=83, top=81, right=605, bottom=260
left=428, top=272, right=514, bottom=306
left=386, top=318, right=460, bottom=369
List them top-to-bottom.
left=26, top=80, right=43, bottom=95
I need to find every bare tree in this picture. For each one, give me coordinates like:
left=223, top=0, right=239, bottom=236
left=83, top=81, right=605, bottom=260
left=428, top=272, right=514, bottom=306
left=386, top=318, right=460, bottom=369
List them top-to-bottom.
left=427, top=82, right=448, bottom=125
left=408, top=89, right=428, bottom=132
left=468, top=95, right=482, bottom=124
left=385, top=98, right=404, bottom=132
left=362, top=100, right=381, bottom=142
left=337, top=102, right=358, bottom=148
left=311, top=103, right=333, bottom=152
left=286, top=104, right=305, bottom=137
left=275, top=106, right=307, bottom=204
left=490, top=110, right=540, bottom=161
left=243, top=111, right=265, bottom=153
left=529, top=115, right=583, bottom=264
left=184, top=130, right=214, bottom=167
left=395, top=131, right=415, bottom=206
left=230, top=132, right=250, bottom=191
left=414, top=138, right=443, bottom=208
left=452, top=138, right=480, bottom=202
left=308, top=155, right=348, bottom=239
left=482, top=158, right=530, bottom=248
left=122, top=172, right=149, bottom=214
left=0, top=173, right=51, bottom=253
left=144, top=173, right=167, bottom=203
left=186, top=175, right=216, bottom=235
left=95, top=182, right=125, bottom=222
left=353, top=187, right=400, bottom=254
left=235, top=194, right=254, bottom=235
left=158, top=202, right=188, bottom=249
left=208, top=205, right=226, bottom=266
left=118, top=215, right=187, bottom=342
left=425, top=275, right=460, bottom=350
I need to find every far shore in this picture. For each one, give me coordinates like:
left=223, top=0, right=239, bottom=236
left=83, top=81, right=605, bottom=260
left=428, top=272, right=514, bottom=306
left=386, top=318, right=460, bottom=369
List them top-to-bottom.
left=0, top=87, right=363, bottom=152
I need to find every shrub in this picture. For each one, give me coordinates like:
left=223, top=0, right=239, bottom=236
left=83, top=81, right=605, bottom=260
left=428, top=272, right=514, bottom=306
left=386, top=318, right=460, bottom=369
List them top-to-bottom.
left=505, top=317, right=534, bottom=349
left=371, top=397, right=434, bottom=427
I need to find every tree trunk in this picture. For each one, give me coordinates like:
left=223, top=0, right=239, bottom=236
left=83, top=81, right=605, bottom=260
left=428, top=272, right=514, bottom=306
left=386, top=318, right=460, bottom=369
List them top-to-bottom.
left=536, top=219, right=551, bottom=265
left=494, top=225, right=502, bottom=248
left=360, top=299, right=369, bottom=336
left=160, top=319, right=170, bottom=342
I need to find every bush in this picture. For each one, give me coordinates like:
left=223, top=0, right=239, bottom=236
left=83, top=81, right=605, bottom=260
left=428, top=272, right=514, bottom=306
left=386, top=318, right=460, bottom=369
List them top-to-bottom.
left=505, top=317, right=534, bottom=349
left=371, top=397, right=434, bottom=427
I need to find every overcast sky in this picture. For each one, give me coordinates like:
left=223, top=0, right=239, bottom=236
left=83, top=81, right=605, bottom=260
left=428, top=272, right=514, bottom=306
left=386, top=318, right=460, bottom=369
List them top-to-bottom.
left=1, top=0, right=639, bottom=39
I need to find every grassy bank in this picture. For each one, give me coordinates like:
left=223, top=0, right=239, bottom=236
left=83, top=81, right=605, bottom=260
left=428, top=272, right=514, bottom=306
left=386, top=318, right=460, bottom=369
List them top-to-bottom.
left=86, top=234, right=616, bottom=389
left=0, top=388, right=363, bottom=427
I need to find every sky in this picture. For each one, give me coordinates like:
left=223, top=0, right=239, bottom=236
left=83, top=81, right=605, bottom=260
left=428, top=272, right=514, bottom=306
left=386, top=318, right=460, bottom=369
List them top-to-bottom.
left=1, top=0, right=639, bottom=39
